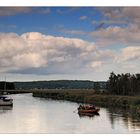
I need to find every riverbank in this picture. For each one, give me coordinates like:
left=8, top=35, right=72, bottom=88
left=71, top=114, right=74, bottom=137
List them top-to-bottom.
left=32, top=89, right=140, bottom=115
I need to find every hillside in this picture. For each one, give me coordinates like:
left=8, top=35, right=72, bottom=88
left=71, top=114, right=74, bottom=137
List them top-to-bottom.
left=14, top=80, right=107, bottom=89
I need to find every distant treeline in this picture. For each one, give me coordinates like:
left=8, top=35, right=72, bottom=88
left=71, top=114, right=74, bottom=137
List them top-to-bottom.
left=107, top=72, right=140, bottom=95
left=14, top=80, right=107, bottom=90
left=0, top=82, right=15, bottom=90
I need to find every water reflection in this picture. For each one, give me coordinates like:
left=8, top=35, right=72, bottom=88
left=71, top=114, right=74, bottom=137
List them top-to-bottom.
left=1, top=93, right=140, bottom=133
left=0, top=106, right=13, bottom=114
left=107, top=107, right=140, bottom=132
left=78, top=112, right=100, bottom=118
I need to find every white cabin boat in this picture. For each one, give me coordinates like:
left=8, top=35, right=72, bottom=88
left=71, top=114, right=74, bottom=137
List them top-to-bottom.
left=0, top=77, right=13, bottom=106
left=0, top=96, right=13, bottom=106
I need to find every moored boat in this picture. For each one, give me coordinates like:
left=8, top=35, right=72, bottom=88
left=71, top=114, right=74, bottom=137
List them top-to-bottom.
left=0, top=77, right=13, bottom=106
left=0, top=96, right=13, bottom=106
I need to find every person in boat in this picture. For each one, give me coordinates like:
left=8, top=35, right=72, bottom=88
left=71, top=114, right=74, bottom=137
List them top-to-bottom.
left=78, top=105, right=96, bottom=110
left=78, top=105, right=82, bottom=110
left=88, top=105, right=96, bottom=110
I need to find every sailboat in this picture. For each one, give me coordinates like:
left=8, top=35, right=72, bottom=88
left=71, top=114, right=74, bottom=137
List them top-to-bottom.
left=0, top=77, right=13, bottom=106
left=3, top=77, right=9, bottom=95
left=0, top=96, right=13, bottom=106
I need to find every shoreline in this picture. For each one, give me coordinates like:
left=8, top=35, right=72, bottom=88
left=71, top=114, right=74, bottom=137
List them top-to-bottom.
left=32, top=89, right=140, bottom=115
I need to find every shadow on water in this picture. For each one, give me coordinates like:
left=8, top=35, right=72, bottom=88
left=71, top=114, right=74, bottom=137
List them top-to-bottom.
left=0, top=106, right=13, bottom=114
left=107, top=107, right=140, bottom=131
left=78, top=112, right=100, bottom=119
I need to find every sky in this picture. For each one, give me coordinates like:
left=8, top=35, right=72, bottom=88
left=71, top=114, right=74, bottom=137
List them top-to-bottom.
left=0, top=7, right=140, bottom=81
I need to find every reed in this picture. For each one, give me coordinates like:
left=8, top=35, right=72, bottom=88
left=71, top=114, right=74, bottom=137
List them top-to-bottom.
left=32, top=89, right=140, bottom=115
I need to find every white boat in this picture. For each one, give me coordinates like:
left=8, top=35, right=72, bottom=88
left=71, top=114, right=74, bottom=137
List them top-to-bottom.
left=0, top=76, right=13, bottom=106
left=0, top=96, right=13, bottom=106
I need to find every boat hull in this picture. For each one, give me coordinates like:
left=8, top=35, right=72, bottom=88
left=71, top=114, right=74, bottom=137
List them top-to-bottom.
left=0, top=100, right=13, bottom=106
left=78, top=108, right=100, bottom=114
left=78, top=112, right=99, bottom=118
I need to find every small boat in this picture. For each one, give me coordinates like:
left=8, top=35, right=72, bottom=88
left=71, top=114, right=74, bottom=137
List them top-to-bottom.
left=0, top=77, right=13, bottom=106
left=0, top=96, right=13, bottom=106
left=78, top=105, right=100, bottom=115
left=78, top=108, right=100, bottom=114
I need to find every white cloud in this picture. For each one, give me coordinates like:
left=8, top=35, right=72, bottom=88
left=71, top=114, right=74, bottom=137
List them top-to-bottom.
left=89, top=7, right=140, bottom=47
left=101, top=7, right=140, bottom=23
left=80, top=16, right=87, bottom=20
left=90, top=25, right=140, bottom=46
left=62, top=29, right=86, bottom=35
left=0, top=32, right=100, bottom=73
left=0, top=32, right=139, bottom=77
left=116, top=46, right=140, bottom=62
left=13, top=53, right=47, bottom=68
left=90, top=61, right=102, bottom=68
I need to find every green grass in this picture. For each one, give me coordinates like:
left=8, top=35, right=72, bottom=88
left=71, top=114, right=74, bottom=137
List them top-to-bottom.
left=32, top=89, right=140, bottom=113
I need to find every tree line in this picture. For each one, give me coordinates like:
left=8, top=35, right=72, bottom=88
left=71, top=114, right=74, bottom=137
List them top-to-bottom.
left=107, top=72, right=140, bottom=95
left=0, top=80, right=107, bottom=90
left=14, top=80, right=106, bottom=89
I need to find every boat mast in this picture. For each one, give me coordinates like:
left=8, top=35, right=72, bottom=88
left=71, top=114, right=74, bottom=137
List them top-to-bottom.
left=4, top=76, right=6, bottom=91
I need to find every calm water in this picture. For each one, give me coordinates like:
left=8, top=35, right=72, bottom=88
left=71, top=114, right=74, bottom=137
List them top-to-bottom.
left=0, top=93, right=140, bottom=134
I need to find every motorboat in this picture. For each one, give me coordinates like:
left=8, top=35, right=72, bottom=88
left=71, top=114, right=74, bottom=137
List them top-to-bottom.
left=0, top=96, right=13, bottom=106
left=78, top=105, right=100, bottom=115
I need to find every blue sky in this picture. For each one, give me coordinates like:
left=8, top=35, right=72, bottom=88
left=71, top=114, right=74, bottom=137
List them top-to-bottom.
left=0, top=7, right=140, bottom=81
left=0, top=7, right=128, bottom=42
left=0, top=8, right=102, bottom=36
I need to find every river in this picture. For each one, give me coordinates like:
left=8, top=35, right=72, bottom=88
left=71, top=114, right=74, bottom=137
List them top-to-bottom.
left=0, top=93, right=140, bottom=134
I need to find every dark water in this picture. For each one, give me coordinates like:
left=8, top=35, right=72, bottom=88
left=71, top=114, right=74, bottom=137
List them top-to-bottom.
left=0, top=93, right=140, bottom=134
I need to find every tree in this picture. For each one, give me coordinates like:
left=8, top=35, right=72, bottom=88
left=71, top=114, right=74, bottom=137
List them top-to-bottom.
left=107, top=72, right=140, bottom=96
left=94, top=82, right=100, bottom=92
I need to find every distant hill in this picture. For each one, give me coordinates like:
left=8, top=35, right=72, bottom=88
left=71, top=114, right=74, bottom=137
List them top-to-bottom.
left=14, top=80, right=107, bottom=90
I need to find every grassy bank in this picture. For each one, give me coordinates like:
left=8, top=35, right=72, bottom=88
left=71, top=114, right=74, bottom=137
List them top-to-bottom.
left=32, top=89, right=140, bottom=114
